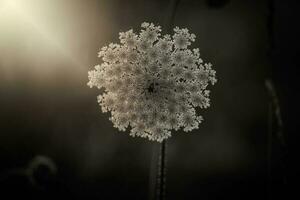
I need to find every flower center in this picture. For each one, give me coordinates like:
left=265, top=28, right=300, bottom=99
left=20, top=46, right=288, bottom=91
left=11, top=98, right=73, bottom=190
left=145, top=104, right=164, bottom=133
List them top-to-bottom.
left=147, top=82, right=159, bottom=94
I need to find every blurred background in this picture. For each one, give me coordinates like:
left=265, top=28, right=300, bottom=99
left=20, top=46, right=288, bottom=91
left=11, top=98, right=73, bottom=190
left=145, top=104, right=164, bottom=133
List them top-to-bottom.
left=0, top=0, right=292, bottom=199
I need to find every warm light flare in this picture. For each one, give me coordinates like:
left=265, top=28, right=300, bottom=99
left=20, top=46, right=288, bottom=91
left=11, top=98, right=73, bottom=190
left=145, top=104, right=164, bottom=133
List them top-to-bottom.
left=0, top=0, right=85, bottom=75
left=0, top=0, right=24, bottom=15
left=1, top=0, right=112, bottom=84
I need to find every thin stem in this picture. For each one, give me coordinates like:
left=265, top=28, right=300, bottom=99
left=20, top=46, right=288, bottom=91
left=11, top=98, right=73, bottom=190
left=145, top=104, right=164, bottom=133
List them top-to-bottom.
left=149, top=1, right=180, bottom=200
left=265, top=79, right=288, bottom=199
left=267, top=101, right=273, bottom=200
left=156, top=140, right=167, bottom=200
left=149, top=141, right=168, bottom=200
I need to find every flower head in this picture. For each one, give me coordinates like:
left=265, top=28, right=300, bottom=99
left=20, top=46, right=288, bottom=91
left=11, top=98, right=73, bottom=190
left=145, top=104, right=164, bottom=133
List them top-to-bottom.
left=88, top=22, right=217, bottom=142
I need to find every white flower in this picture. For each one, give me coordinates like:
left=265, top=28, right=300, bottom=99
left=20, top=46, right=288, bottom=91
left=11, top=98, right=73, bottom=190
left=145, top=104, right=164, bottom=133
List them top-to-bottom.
left=88, top=22, right=217, bottom=142
left=173, top=27, right=196, bottom=49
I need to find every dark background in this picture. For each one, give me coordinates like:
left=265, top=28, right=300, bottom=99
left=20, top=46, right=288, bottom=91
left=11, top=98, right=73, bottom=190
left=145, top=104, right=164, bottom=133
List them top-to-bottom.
left=0, top=0, right=292, bottom=199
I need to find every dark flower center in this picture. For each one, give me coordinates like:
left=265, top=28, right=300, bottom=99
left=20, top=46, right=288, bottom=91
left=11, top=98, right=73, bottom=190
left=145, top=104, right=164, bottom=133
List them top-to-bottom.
left=147, top=82, right=159, bottom=93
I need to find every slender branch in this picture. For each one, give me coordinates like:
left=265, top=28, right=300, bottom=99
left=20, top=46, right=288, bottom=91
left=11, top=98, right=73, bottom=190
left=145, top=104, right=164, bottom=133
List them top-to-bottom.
left=265, top=79, right=288, bottom=200
left=265, top=80, right=286, bottom=147
left=267, top=101, right=273, bottom=199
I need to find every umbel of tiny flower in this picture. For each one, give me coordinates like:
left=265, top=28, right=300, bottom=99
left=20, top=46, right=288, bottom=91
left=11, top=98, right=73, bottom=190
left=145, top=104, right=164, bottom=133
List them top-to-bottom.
left=88, top=22, right=217, bottom=142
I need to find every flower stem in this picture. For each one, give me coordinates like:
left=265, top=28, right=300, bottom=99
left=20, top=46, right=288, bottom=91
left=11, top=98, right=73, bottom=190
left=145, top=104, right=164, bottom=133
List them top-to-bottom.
left=149, top=0, right=180, bottom=199
left=265, top=79, right=287, bottom=199
left=156, top=140, right=167, bottom=200
left=149, top=141, right=167, bottom=200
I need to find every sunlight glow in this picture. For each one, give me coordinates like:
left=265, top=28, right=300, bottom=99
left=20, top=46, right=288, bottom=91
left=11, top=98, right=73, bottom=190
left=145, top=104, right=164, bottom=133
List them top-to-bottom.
left=0, top=0, right=83, bottom=69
